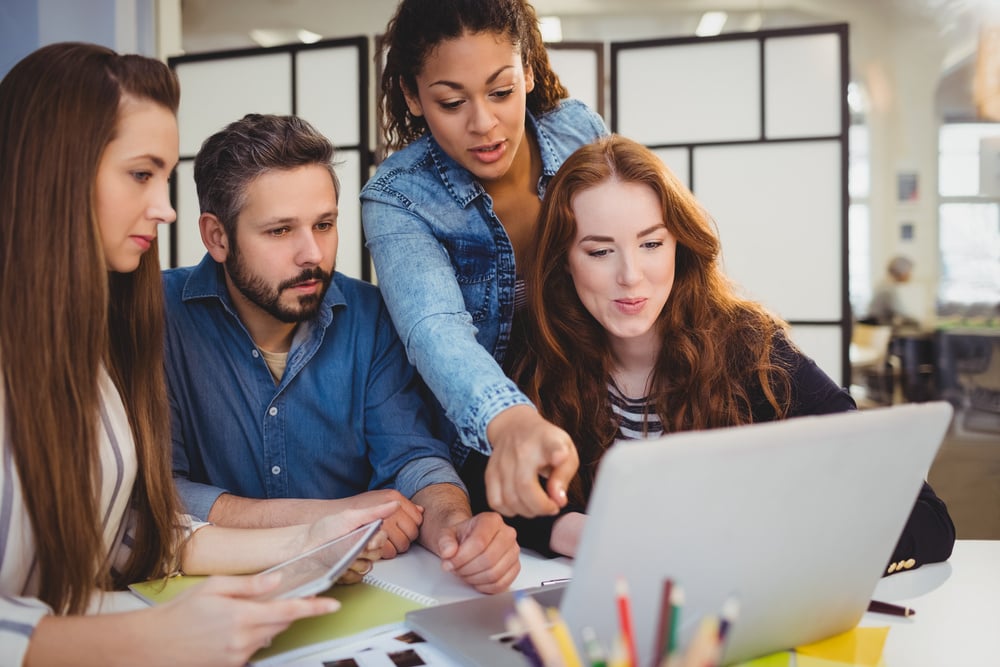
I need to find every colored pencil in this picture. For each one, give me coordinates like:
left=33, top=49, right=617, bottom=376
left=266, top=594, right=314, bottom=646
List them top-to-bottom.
left=615, top=578, right=638, bottom=667
left=653, top=579, right=675, bottom=665
left=515, top=592, right=564, bottom=667
left=717, top=597, right=740, bottom=642
left=868, top=599, right=915, bottom=617
left=547, top=607, right=584, bottom=667
left=680, top=616, right=720, bottom=667
left=581, top=626, right=608, bottom=667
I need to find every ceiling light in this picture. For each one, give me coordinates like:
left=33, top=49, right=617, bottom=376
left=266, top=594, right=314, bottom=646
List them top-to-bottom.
left=696, top=11, right=728, bottom=37
left=540, top=16, right=563, bottom=43
left=249, top=28, right=323, bottom=48
left=297, top=29, right=322, bottom=44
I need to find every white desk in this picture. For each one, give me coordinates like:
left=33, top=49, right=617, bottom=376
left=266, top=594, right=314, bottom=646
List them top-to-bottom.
left=365, top=540, right=1000, bottom=666
left=863, top=540, right=1000, bottom=666
left=108, top=541, right=998, bottom=665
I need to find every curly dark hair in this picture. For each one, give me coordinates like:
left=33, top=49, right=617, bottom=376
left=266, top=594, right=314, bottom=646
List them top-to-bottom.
left=379, top=0, right=568, bottom=151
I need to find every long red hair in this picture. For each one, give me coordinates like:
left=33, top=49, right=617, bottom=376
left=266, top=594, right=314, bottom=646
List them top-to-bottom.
left=511, top=135, right=793, bottom=502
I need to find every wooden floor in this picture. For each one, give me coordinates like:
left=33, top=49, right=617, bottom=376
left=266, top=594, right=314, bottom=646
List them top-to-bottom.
left=926, top=408, right=1000, bottom=540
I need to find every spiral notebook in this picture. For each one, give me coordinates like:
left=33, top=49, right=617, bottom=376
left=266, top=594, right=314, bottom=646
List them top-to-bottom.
left=129, top=570, right=437, bottom=665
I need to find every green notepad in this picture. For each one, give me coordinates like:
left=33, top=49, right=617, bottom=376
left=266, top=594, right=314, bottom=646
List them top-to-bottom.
left=129, top=575, right=433, bottom=665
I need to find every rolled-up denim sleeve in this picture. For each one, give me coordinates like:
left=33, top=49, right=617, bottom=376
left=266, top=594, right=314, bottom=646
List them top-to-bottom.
left=362, top=199, right=532, bottom=454
left=394, top=456, right=467, bottom=499
left=172, top=474, right=227, bottom=522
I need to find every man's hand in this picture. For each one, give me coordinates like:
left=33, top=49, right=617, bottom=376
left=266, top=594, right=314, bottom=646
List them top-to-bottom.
left=484, top=405, right=579, bottom=517
left=413, top=485, right=521, bottom=594
left=335, top=490, right=424, bottom=559
left=434, top=512, right=521, bottom=594
left=336, top=530, right=387, bottom=585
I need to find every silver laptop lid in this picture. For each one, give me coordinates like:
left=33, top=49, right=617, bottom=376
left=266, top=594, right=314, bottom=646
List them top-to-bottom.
left=561, top=401, right=952, bottom=665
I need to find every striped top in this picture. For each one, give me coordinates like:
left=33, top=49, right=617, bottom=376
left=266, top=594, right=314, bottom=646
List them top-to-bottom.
left=513, top=277, right=528, bottom=313
left=1, top=367, right=139, bottom=665
left=609, top=384, right=664, bottom=441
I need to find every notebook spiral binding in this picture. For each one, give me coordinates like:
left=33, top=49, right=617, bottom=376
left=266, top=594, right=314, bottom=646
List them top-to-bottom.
left=362, top=572, right=439, bottom=607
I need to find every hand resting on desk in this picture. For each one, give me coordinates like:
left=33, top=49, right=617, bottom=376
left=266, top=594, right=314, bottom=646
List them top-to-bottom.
left=414, top=484, right=521, bottom=594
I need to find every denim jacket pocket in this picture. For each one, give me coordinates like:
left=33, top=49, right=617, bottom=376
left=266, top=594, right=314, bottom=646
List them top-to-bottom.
left=444, top=237, right=495, bottom=324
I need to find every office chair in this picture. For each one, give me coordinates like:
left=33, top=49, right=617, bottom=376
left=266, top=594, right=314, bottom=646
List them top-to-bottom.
left=850, top=323, right=901, bottom=406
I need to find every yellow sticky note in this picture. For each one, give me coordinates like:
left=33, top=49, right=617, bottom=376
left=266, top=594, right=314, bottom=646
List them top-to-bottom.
left=795, top=627, right=890, bottom=667
left=729, top=650, right=793, bottom=667
left=797, top=657, right=861, bottom=667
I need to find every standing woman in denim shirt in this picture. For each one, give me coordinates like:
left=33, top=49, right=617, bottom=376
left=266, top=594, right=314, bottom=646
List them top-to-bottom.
left=361, top=0, right=608, bottom=519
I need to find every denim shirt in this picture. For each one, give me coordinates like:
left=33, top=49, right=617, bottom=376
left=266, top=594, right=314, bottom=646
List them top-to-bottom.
left=361, top=99, right=608, bottom=460
left=164, top=255, right=464, bottom=521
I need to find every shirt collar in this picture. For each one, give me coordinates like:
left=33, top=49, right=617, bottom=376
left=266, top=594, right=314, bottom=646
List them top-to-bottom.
left=425, top=107, right=562, bottom=208
left=180, top=253, right=346, bottom=330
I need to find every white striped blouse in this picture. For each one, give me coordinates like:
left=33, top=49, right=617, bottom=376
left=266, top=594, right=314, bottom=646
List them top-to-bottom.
left=0, top=367, right=138, bottom=666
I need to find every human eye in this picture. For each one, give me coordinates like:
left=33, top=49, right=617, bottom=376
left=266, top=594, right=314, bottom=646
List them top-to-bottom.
left=491, top=86, right=515, bottom=100
left=438, top=98, right=464, bottom=111
left=131, top=171, right=153, bottom=183
left=315, top=221, right=335, bottom=232
left=268, top=226, right=290, bottom=237
left=641, top=240, right=664, bottom=250
left=587, top=248, right=611, bottom=258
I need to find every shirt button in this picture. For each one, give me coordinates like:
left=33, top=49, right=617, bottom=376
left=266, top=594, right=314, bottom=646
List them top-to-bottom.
left=252, top=349, right=260, bottom=358
left=268, top=406, right=278, bottom=416
left=271, top=465, right=281, bottom=475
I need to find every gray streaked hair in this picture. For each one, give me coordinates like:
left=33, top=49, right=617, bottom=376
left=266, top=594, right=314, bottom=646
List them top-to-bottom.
left=193, top=113, right=340, bottom=238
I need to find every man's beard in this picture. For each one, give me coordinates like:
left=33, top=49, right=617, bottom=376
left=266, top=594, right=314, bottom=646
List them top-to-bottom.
left=225, top=244, right=332, bottom=323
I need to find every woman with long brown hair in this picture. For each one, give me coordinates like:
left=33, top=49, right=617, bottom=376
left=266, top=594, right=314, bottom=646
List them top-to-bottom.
left=0, top=42, right=393, bottom=666
left=507, top=135, right=954, bottom=570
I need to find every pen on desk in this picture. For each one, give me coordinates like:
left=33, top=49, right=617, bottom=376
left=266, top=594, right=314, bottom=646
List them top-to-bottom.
left=615, top=577, right=638, bottom=667
left=653, top=578, right=675, bottom=665
left=515, top=592, right=564, bottom=667
left=868, top=599, right=915, bottom=617
left=547, top=607, right=584, bottom=667
left=581, top=626, right=608, bottom=667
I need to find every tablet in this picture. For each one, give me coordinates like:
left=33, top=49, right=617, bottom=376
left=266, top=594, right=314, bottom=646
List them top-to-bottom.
left=256, top=518, right=383, bottom=600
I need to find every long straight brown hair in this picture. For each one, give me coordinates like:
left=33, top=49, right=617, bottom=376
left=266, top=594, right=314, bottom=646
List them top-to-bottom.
left=0, top=42, right=182, bottom=614
left=511, top=135, right=793, bottom=503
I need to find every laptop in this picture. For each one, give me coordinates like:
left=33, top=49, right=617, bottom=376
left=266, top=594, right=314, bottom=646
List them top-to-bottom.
left=407, top=401, right=953, bottom=666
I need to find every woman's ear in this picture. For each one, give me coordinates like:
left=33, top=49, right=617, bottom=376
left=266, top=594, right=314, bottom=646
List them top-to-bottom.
left=402, top=78, right=424, bottom=117
left=199, top=213, right=230, bottom=263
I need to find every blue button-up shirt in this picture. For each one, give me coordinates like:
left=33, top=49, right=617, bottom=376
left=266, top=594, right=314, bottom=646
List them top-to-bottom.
left=361, top=100, right=608, bottom=462
left=164, top=255, right=464, bottom=520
